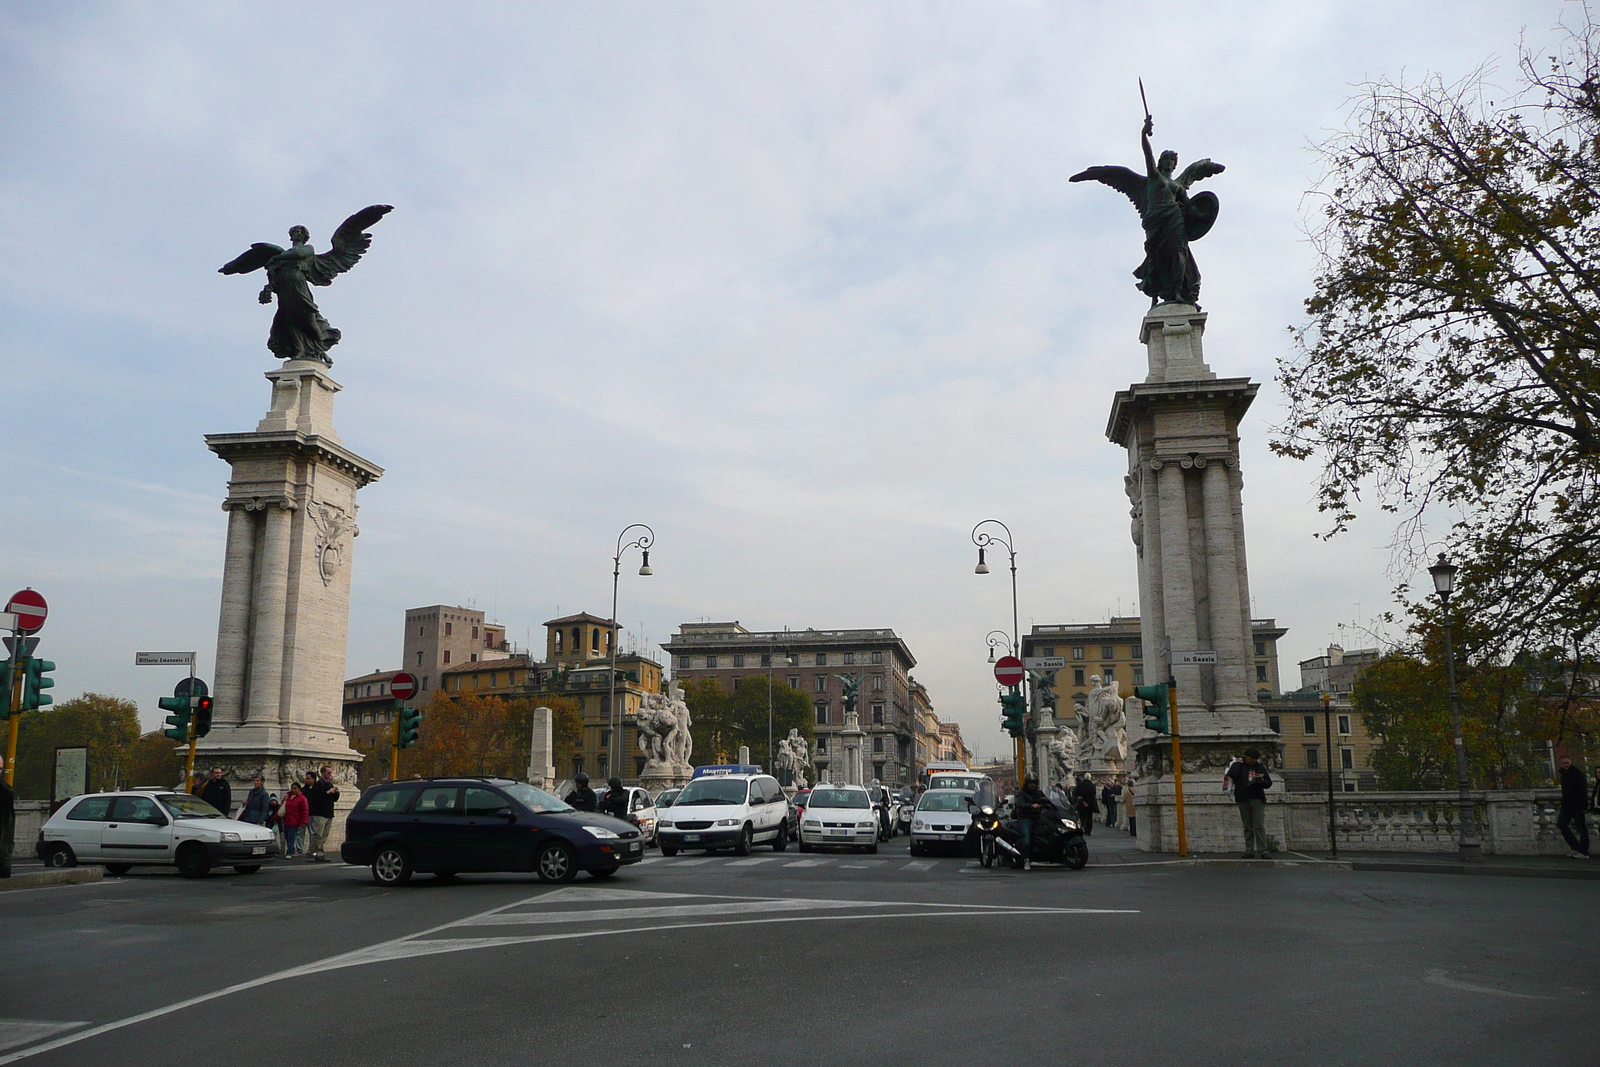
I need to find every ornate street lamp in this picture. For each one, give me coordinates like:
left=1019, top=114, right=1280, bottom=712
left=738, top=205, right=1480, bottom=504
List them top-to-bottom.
left=971, top=520, right=1019, bottom=655
left=608, top=523, right=654, bottom=778
left=1428, top=553, right=1481, bottom=860
left=986, top=630, right=1013, bottom=663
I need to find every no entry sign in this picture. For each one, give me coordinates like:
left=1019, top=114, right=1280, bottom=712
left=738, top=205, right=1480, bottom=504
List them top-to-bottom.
left=7, top=589, right=47, bottom=634
left=993, top=655, right=1025, bottom=688
left=390, top=672, right=417, bottom=702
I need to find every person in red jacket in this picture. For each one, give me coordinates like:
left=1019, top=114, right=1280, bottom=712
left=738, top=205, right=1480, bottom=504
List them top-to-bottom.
left=281, top=783, right=310, bottom=858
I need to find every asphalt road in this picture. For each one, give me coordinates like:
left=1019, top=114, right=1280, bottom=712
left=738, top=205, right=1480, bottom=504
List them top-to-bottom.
left=2, top=835, right=1595, bottom=1067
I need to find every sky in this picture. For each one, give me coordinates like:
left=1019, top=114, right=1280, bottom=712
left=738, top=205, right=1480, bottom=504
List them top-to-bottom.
left=0, top=0, right=1565, bottom=758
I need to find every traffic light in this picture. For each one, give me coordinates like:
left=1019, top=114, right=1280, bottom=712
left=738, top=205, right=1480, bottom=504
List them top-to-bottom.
left=22, top=657, right=55, bottom=711
left=0, top=660, right=12, bottom=716
left=1134, top=683, right=1170, bottom=734
left=999, top=690, right=1027, bottom=737
left=159, top=695, right=192, bottom=741
left=193, top=696, right=214, bottom=738
left=397, top=706, right=421, bottom=748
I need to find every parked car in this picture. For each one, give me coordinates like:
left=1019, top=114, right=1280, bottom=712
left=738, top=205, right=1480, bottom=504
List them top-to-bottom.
left=657, top=769, right=790, bottom=855
left=340, top=777, right=644, bottom=885
left=594, top=784, right=660, bottom=844
left=797, top=784, right=879, bottom=853
left=654, top=787, right=682, bottom=810
left=791, top=788, right=812, bottom=820
left=908, top=788, right=976, bottom=856
left=37, top=791, right=277, bottom=878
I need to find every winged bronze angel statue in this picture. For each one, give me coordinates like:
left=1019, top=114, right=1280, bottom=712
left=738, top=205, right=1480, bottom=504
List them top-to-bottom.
left=1071, top=117, right=1223, bottom=306
left=220, top=205, right=393, bottom=365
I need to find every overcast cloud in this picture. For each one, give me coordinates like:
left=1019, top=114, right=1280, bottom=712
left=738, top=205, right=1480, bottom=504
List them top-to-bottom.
left=0, top=1, right=1561, bottom=757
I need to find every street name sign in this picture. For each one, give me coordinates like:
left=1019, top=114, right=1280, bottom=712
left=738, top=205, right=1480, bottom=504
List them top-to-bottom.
left=7, top=590, right=46, bottom=634
left=1173, top=650, right=1218, bottom=665
left=136, top=652, right=196, bottom=666
left=993, top=655, right=1025, bottom=687
left=1024, top=655, right=1066, bottom=671
left=391, top=672, right=417, bottom=702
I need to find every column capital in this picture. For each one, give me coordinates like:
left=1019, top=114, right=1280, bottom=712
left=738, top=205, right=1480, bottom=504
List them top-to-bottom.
left=221, top=496, right=297, bottom=513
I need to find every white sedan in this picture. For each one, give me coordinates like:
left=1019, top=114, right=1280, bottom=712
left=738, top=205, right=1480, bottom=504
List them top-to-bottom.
left=797, top=784, right=879, bottom=853
left=908, top=788, right=975, bottom=855
left=37, top=790, right=278, bottom=877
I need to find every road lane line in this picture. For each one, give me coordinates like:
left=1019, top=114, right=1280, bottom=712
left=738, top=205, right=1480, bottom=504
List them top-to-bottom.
left=462, top=898, right=896, bottom=926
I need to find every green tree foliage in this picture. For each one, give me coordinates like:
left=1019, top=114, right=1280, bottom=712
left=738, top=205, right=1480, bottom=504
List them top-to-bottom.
left=1274, top=19, right=1600, bottom=669
left=683, top=676, right=813, bottom=768
left=351, top=692, right=585, bottom=788
left=12, top=693, right=141, bottom=798
left=122, top=730, right=186, bottom=790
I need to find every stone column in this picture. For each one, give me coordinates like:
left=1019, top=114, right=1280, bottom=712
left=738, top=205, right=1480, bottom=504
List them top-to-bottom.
left=1202, top=459, right=1252, bottom=714
left=1156, top=461, right=1204, bottom=715
left=244, top=502, right=292, bottom=725
left=212, top=505, right=257, bottom=728
left=528, top=706, right=554, bottom=790
left=840, top=709, right=865, bottom=786
left=1034, top=709, right=1059, bottom=795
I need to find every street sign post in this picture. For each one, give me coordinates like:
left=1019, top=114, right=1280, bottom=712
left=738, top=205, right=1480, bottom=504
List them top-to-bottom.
left=6, top=590, right=47, bottom=634
left=1172, top=650, right=1217, bottom=665
left=138, top=651, right=201, bottom=790
left=135, top=652, right=196, bottom=667
left=1023, top=655, right=1066, bottom=671
left=993, top=656, right=1025, bottom=688
left=390, top=672, right=418, bottom=780
left=390, top=672, right=417, bottom=702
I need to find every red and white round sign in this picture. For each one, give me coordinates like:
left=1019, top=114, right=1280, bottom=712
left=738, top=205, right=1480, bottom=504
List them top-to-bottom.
left=7, top=589, right=47, bottom=634
left=993, top=655, right=1025, bottom=688
left=390, top=672, right=417, bottom=702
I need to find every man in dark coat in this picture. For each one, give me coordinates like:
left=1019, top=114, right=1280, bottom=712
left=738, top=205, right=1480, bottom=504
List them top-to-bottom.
left=1225, top=749, right=1273, bottom=858
left=1557, top=756, right=1591, bottom=859
left=199, top=768, right=231, bottom=815
left=567, top=773, right=597, bottom=812
left=1070, top=774, right=1099, bottom=836
left=599, top=777, right=630, bottom=820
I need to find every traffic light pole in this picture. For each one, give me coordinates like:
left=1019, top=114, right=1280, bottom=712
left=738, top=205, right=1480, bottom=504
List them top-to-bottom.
left=3, top=639, right=20, bottom=787
left=183, top=661, right=199, bottom=792
left=1168, top=676, right=1186, bottom=857
left=391, top=700, right=401, bottom=782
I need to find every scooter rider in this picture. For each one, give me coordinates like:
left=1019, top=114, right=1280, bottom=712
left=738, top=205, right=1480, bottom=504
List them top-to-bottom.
left=568, top=772, right=597, bottom=812
left=1014, top=775, right=1048, bottom=871
left=600, top=776, right=629, bottom=820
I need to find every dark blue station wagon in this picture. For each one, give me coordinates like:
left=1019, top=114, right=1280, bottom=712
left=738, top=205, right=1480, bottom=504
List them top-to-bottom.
left=341, top=777, right=644, bottom=885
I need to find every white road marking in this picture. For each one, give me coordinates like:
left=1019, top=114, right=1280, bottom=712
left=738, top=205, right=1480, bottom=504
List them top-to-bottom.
left=725, top=857, right=779, bottom=867
left=665, top=858, right=715, bottom=866
left=783, top=859, right=829, bottom=867
left=903, top=860, right=936, bottom=871
left=464, top=898, right=896, bottom=926
left=1424, top=969, right=1546, bottom=999
left=0, top=1022, right=87, bottom=1054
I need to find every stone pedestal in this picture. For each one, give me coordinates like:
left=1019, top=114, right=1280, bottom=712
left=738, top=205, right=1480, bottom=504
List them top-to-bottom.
left=1107, top=305, right=1282, bottom=852
left=198, top=360, right=383, bottom=847
left=528, top=706, right=555, bottom=791
left=840, top=709, right=865, bottom=786
left=1032, top=711, right=1059, bottom=795
left=639, top=765, right=693, bottom=794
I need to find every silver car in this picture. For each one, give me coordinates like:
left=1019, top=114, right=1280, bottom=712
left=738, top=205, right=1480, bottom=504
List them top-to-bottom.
left=908, top=788, right=976, bottom=856
left=37, top=790, right=277, bottom=877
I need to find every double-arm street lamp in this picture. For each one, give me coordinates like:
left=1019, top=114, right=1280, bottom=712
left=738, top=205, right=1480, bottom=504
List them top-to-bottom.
left=973, top=519, right=1026, bottom=781
left=608, top=523, right=654, bottom=779
left=1428, top=553, right=1482, bottom=861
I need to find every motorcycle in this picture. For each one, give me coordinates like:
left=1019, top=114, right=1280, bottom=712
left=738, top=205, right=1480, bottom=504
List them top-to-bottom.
left=971, top=801, right=1088, bottom=870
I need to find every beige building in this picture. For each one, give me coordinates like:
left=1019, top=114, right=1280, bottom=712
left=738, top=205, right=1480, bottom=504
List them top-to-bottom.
left=401, top=605, right=508, bottom=696
left=1264, top=645, right=1381, bottom=791
left=939, top=722, right=973, bottom=765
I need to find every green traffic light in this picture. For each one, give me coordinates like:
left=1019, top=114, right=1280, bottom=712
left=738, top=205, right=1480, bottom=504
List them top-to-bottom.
left=22, top=658, right=55, bottom=711
left=1134, top=683, right=1170, bottom=734
left=999, top=690, right=1027, bottom=738
left=159, top=695, right=192, bottom=741
left=193, top=696, right=214, bottom=738
left=397, top=705, right=421, bottom=748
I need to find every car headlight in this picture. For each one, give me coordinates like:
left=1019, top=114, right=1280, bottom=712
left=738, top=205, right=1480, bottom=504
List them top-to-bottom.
left=715, top=818, right=740, bottom=827
left=802, top=819, right=820, bottom=828
left=912, top=819, right=925, bottom=830
left=659, top=820, right=674, bottom=828
left=857, top=821, right=875, bottom=830
left=582, top=826, right=619, bottom=839
left=220, top=832, right=241, bottom=842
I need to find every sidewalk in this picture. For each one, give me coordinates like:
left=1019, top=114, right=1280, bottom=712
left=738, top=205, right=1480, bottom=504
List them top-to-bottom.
left=1082, top=821, right=1600, bottom=879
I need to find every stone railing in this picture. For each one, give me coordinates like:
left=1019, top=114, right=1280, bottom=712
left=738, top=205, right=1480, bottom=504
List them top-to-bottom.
left=1276, top=789, right=1568, bottom=856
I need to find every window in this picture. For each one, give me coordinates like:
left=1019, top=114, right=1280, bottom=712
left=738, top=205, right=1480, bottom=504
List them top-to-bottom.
left=445, top=622, right=452, bottom=636
left=418, top=625, right=424, bottom=636
left=472, top=625, right=479, bottom=639
left=572, top=627, right=581, bottom=651
left=591, top=629, right=600, bottom=653
left=554, top=631, right=563, bottom=653
left=1255, top=641, right=1267, bottom=656
left=1131, top=644, right=1142, bottom=659
left=1101, top=645, right=1115, bottom=660
left=1072, top=647, right=1085, bottom=660
left=443, top=650, right=451, bottom=664
left=416, top=651, right=424, bottom=666
left=871, top=651, right=883, bottom=664
left=844, top=652, right=855, bottom=665
left=470, top=653, right=478, bottom=663
left=815, top=653, right=827, bottom=666
left=732, top=654, right=744, bottom=668
left=761, top=654, right=772, bottom=667
left=706, top=655, right=718, bottom=669
left=679, top=656, right=690, bottom=668
left=1256, top=665, right=1269, bottom=682
left=1102, top=666, right=1115, bottom=682
left=1133, top=667, right=1144, bottom=685
left=1073, top=668, right=1086, bottom=686
left=507, top=672, right=518, bottom=686
left=489, top=673, right=498, bottom=688
left=471, top=674, right=480, bottom=689
left=871, top=674, right=884, bottom=691
left=787, top=675, right=800, bottom=689
left=421, top=676, right=429, bottom=692
left=731, top=676, right=742, bottom=687
left=815, top=676, right=828, bottom=692
left=872, top=703, right=884, bottom=725
left=816, top=704, right=829, bottom=725
left=361, top=711, right=372, bottom=725
left=1268, top=715, right=1281, bottom=733
left=1303, top=715, right=1317, bottom=735
left=1337, top=715, right=1351, bottom=735
left=600, top=729, right=611, bottom=748
left=816, top=737, right=827, bottom=754
left=873, top=737, right=884, bottom=753
left=1304, top=746, right=1320, bottom=770
left=1341, top=748, right=1355, bottom=770
left=572, top=757, right=584, bottom=775
left=873, top=762, right=885, bottom=781
left=1343, top=780, right=1357, bottom=793
left=362, top=786, right=412, bottom=814
left=415, top=787, right=459, bottom=815
left=464, top=788, right=508, bottom=817
left=109, top=796, right=160, bottom=822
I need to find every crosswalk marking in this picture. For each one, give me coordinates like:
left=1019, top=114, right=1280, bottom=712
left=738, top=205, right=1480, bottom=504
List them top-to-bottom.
left=725, top=857, right=780, bottom=867
left=783, top=859, right=829, bottom=868
left=903, top=860, right=936, bottom=870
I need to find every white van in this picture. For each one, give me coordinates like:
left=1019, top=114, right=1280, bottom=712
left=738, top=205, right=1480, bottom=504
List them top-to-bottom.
left=656, top=768, right=790, bottom=856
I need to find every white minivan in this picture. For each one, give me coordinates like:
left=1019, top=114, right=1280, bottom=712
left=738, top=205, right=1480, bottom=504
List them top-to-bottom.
left=656, top=767, right=790, bottom=856
left=37, top=790, right=278, bottom=878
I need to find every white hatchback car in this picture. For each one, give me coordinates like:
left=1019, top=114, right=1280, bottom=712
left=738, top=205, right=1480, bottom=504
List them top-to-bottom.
left=656, top=770, right=790, bottom=855
left=797, top=784, right=879, bottom=853
left=908, top=788, right=976, bottom=855
left=37, top=790, right=278, bottom=878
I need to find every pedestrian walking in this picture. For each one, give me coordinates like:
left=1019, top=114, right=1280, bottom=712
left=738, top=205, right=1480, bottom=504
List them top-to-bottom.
left=1225, top=748, right=1273, bottom=858
left=0, top=755, right=14, bottom=879
left=1556, top=756, right=1590, bottom=859
left=306, top=765, right=340, bottom=862
left=199, top=767, right=231, bottom=814
left=1070, top=774, right=1099, bottom=836
left=238, top=775, right=271, bottom=824
left=1123, top=777, right=1136, bottom=836
left=1102, top=779, right=1123, bottom=829
left=281, top=783, right=309, bottom=858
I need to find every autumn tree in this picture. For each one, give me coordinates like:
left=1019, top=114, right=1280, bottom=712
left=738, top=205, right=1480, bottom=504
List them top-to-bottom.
left=1275, top=16, right=1600, bottom=685
left=682, top=676, right=813, bottom=768
left=355, top=692, right=585, bottom=787
left=11, top=693, right=141, bottom=798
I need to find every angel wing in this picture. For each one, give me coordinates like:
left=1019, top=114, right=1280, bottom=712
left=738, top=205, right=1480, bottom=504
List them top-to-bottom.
left=1175, top=158, right=1225, bottom=190
left=1068, top=165, right=1147, bottom=216
left=305, top=204, right=394, bottom=286
left=218, top=242, right=285, bottom=275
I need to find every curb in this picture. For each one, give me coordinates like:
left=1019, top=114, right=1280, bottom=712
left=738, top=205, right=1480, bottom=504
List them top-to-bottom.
left=1349, top=860, right=1600, bottom=881
left=0, top=867, right=104, bottom=892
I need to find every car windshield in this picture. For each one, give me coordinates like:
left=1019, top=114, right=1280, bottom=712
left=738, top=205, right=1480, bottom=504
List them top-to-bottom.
left=928, top=775, right=979, bottom=791
left=675, top=779, right=749, bottom=805
left=499, top=782, right=572, bottom=814
left=807, top=788, right=870, bottom=809
left=656, top=790, right=679, bottom=807
left=793, top=791, right=811, bottom=806
left=918, top=792, right=969, bottom=812
left=159, top=794, right=223, bottom=819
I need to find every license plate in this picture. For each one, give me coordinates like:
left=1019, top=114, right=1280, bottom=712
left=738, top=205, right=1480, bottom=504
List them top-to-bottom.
left=827, top=829, right=849, bottom=835
left=684, top=834, right=701, bottom=842
left=940, top=834, right=959, bottom=841
left=628, top=843, right=641, bottom=852
left=252, top=846, right=267, bottom=855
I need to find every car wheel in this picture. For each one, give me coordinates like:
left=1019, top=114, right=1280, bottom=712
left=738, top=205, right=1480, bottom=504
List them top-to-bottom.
left=772, top=824, right=788, bottom=852
left=732, top=825, right=753, bottom=856
left=798, top=838, right=813, bottom=853
left=1064, top=838, right=1089, bottom=870
left=536, top=841, right=578, bottom=884
left=909, top=841, right=923, bottom=857
left=176, top=842, right=212, bottom=879
left=867, top=842, right=878, bottom=855
left=43, top=845, right=76, bottom=869
left=371, top=845, right=412, bottom=886
left=660, top=845, right=678, bottom=857
left=103, top=863, right=132, bottom=875
left=233, top=865, right=262, bottom=875
left=589, top=866, right=619, bottom=879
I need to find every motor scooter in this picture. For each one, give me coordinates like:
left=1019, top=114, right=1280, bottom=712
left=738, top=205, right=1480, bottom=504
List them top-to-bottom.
left=971, top=800, right=1088, bottom=870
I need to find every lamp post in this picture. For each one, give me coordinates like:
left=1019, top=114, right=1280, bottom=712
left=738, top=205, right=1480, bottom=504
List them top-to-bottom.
left=974, top=520, right=1025, bottom=783
left=608, top=523, right=654, bottom=781
left=1428, top=553, right=1482, bottom=861
left=985, top=630, right=1013, bottom=663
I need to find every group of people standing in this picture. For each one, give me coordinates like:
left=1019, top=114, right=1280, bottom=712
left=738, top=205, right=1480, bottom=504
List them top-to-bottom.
left=197, top=765, right=341, bottom=861
left=1045, top=773, right=1134, bottom=836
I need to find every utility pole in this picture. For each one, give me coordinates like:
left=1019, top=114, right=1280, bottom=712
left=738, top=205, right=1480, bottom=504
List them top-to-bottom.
left=1323, top=691, right=1338, bottom=857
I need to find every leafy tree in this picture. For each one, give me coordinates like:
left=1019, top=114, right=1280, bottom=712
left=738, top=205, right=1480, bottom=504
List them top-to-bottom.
left=1274, top=18, right=1600, bottom=673
left=683, top=677, right=812, bottom=767
left=351, top=692, right=585, bottom=788
left=11, top=693, right=141, bottom=799
left=122, top=730, right=186, bottom=790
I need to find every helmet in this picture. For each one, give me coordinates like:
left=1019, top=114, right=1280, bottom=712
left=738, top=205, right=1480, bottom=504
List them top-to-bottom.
left=574, top=772, right=590, bottom=785
left=1024, top=775, right=1039, bottom=790
left=608, top=776, right=623, bottom=791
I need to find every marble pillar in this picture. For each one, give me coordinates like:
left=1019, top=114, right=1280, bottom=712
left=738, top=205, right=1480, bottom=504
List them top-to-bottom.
left=1107, top=304, right=1283, bottom=853
left=528, top=706, right=555, bottom=791
left=840, top=708, right=865, bottom=786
